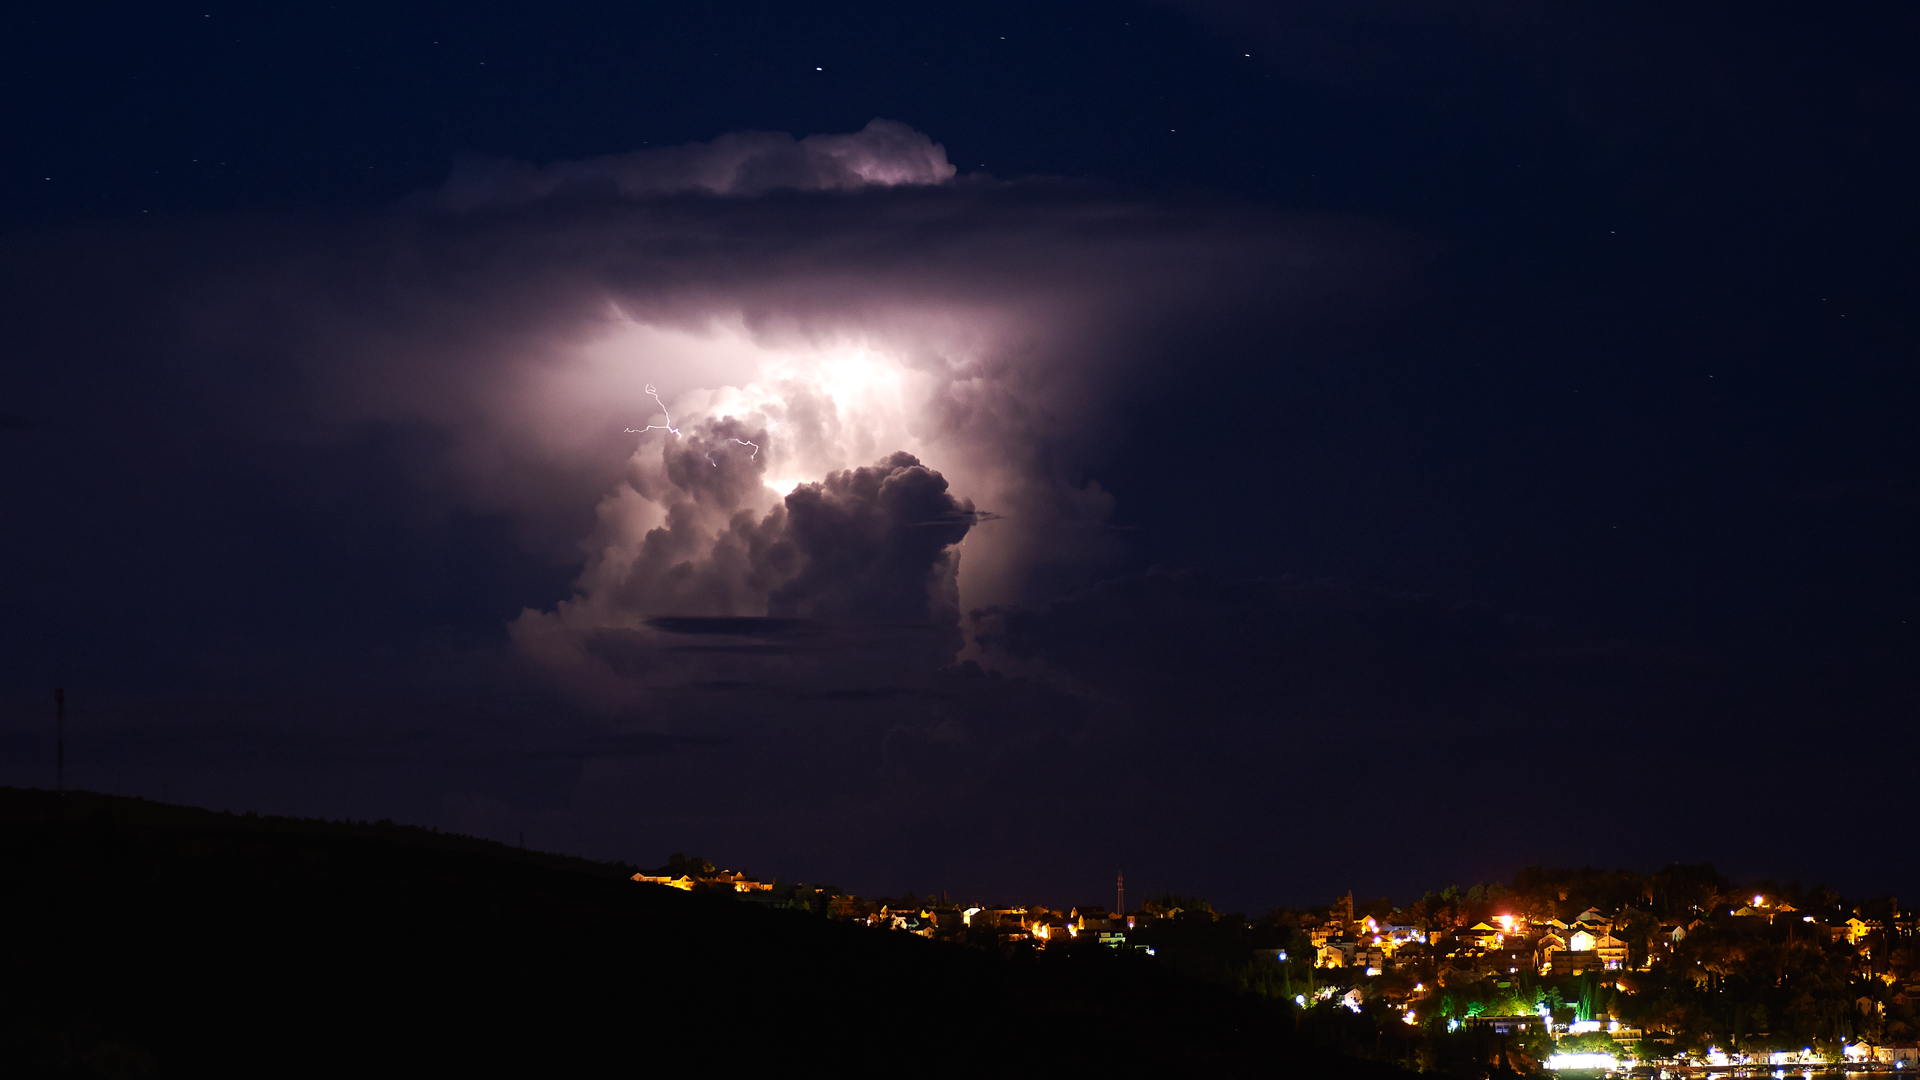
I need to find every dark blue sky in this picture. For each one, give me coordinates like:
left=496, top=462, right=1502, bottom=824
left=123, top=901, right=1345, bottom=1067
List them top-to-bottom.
left=1, top=1, right=1914, bottom=912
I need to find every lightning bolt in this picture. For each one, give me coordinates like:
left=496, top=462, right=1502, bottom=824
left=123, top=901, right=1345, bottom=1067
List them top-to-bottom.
left=624, top=383, right=681, bottom=436
left=626, top=383, right=760, bottom=466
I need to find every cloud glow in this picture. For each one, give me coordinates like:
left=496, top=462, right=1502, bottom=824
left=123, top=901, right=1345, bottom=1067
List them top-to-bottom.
left=83, top=120, right=1369, bottom=708
left=504, top=313, right=1002, bottom=705
left=568, top=317, right=954, bottom=496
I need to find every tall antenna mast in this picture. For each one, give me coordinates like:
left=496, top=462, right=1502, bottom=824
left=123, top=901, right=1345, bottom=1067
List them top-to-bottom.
left=54, top=687, right=64, bottom=794
left=1117, top=871, right=1125, bottom=916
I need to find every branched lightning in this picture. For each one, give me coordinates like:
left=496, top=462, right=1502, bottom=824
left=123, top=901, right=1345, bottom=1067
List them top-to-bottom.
left=624, top=383, right=682, bottom=436
left=625, top=383, right=760, bottom=466
left=706, top=438, right=760, bottom=467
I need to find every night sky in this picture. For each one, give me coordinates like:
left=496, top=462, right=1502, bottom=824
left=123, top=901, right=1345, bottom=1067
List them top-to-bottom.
left=2, top=1, right=1914, bottom=913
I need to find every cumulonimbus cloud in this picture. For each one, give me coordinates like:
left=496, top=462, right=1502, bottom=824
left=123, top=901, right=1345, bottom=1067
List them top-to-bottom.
left=20, top=120, right=1388, bottom=711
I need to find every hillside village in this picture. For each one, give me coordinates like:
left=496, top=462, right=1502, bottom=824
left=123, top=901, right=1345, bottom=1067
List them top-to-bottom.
left=635, top=858, right=1920, bottom=1072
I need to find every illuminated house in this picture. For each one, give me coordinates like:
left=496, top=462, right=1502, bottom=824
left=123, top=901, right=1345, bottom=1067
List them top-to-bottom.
left=631, top=869, right=772, bottom=893
left=632, top=872, right=698, bottom=891
left=1070, top=906, right=1115, bottom=933
left=1030, top=913, right=1072, bottom=945
left=1557, top=926, right=1628, bottom=970
left=1535, top=932, right=1567, bottom=972
left=1593, top=932, right=1629, bottom=969
left=1317, top=937, right=1358, bottom=968
left=1487, top=944, right=1535, bottom=977
left=1357, top=947, right=1386, bottom=975
left=1545, top=948, right=1603, bottom=974
left=1875, top=1043, right=1919, bottom=1066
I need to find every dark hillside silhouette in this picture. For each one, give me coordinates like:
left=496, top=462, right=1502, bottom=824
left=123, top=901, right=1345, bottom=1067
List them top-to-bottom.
left=0, top=789, right=1413, bottom=1078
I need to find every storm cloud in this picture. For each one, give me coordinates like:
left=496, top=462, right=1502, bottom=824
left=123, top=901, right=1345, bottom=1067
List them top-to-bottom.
left=1, top=120, right=1377, bottom=704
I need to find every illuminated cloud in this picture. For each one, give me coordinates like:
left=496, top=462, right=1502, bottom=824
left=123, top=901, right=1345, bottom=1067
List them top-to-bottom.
left=437, top=118, right=958, bottom=211
left=24, top=121, right=1382, bottom=712
left=512, top=448, right=977, bottom=706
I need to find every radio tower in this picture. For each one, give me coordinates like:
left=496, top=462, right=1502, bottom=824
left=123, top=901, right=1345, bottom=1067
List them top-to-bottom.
left=54, top=688, right=64, bottom=794
left=1116, top=871, right=1125, bottom=916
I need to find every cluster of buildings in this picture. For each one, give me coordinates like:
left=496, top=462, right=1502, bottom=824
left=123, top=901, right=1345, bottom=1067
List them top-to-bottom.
left=631, top=863, right=1170, bottom=950
left=631, top=864, right=1920, bottom=1069
left=631, top=867, right=772, bottom=894
left=1303, top=891, right=1920, bottom=1070
left=1311, top=893, right=1912, bottom=983
left=829, top=896, right=1156, bottom=950
left=1311, top=906, right=1634, bottom=978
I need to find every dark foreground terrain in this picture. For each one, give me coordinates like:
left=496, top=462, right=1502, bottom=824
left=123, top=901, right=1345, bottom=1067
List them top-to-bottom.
left=0, top=788, right=1413, bottom=1078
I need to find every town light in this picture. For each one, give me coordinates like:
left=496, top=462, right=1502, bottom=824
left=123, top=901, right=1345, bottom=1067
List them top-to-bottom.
left=1547, top=1053, right=1617, bottom=1070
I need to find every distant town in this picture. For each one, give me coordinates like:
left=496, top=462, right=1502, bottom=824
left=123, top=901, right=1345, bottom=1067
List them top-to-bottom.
left=635, top=857, right=1919, bottom=1074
